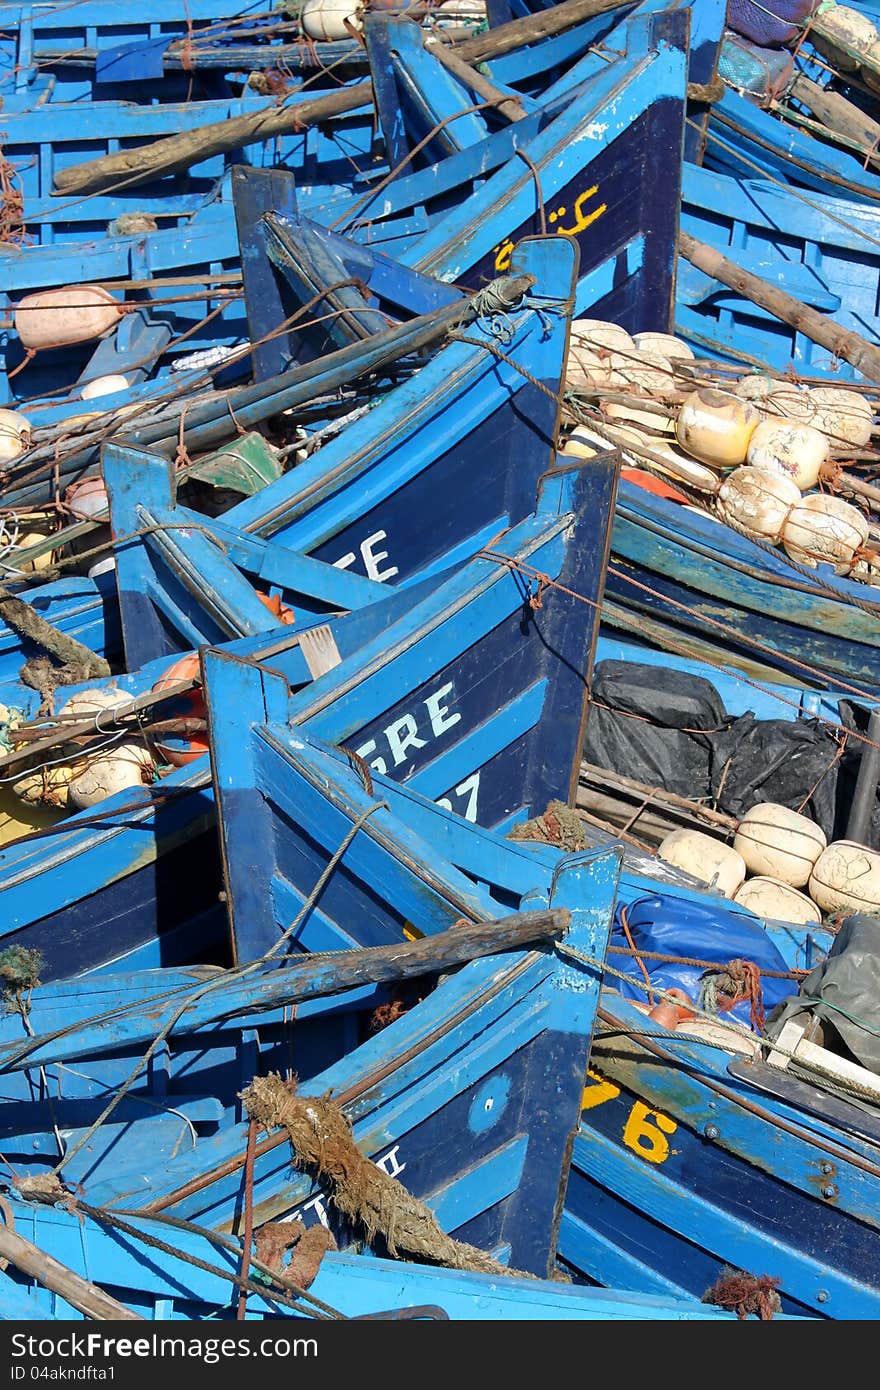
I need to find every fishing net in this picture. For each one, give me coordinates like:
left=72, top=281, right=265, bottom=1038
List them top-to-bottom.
left=727, top=0, right=819, bottom=48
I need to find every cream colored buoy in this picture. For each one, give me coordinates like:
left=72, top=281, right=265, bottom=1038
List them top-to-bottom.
left=301, top=0, right=362, bottom=39
left=14, top=285, right=124, bottom=351
left=570, top=319, right=635, bottom=354
left=631, top=331, right=694, bottom=361
left=565, top=342, right=626, bottom=391
left=615, top=350, right=677, bottom=396
left=80, top=374, right=129, bottom=401
left=733, top=375, right=775, bottom=406
left=763, top=382, right=816, bottom=423
left=808, top=385, right=875, bottom=450
left=675, top=389, right=760, bottom=467
left=0, top=409, right=31, bottom=463
left=746, top=418, right=829, bottom=491
left=716, top=465, right=800, bottom=544
left=782, top=493, right=869, bottom=573
left=61, top=687, right=129, bottom=720
left=68, top=742, right=155, bottom=810
left=11, top=764, right=76, bottom=810
left=728, top=800, right=828, bottom=884
left=733, top=802, right=826, bottom=887
left=657, top=829, right=746, bottom=896
left=809, top=839, right=880, bottom=915
left=733, top=876, right=821, bottom=925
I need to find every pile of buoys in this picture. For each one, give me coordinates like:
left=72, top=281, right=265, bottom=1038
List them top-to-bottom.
left=561, top=317, right=879, bottom=585
left=7, top=687, right=157, bottom=818
left=655, top=800, right=880, bottom=928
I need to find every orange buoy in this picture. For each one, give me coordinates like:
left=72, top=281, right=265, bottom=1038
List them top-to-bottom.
left=256, top=591, right=295, bottom=626
left=150, top=654, right=209, bottom=766
left=648, top=987, right=696, bottom=1030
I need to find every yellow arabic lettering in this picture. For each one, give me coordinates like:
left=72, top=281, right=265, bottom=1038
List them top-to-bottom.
left=548, top=185, right=607, bottom=237
left=493, top=239, right=515, bottom=273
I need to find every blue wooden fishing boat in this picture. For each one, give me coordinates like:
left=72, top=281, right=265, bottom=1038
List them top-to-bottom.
left=0, top=0, right=368, bottom=107
left=0, top=4, right=688, bottom=424
left=230, top=6, right=880, bottom=380
left=0, top=11, right=595, bottom=240
left=677, top=161, right=880, bottom=377
left=0, top=234, right=573, bottom=670
left=0, top=447, right=614, bottom=979
left=600, top=467, right=880, bottom=698
left=198, top=692, right=880, bottom=1319
left=0, top=836, right=622, bottom=1301
left=0, top=873, right=790, bottom=1319
left=0, top=1239, right=760, bottom=1322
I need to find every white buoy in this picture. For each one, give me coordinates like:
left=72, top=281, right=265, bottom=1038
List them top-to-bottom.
left=301, top=0, right=362, bottom=40
left=569, top=319, right=635, bottom=354
left=631, top=331, right=694, bottom=361
left=565, top=343, right=626, bottom=391
left=614, top=350, right=677, bottom=396
left=80, top=374, right=130, bottom=400
left=733, top=375, right=775, bottom=406
left=763, top=382, right=816, bottom=423
left=808, top=385, right=875, bottom=450
left=675, top=389, right=760, bottom=467
left=0, top=409, right=31, bottom=463
left=746, top=418, right=829, bottom=491
left=716, top=465, right=801, bottom=544
left=782, top=493, right=869, bottom=574
left=68, top=742, right=155, bottom=810
left=733, top=802, right=827, bottom=887
left=657, top=829, right=746, bottom=896
left=809, top=839, right=880, bottom=915
left=733, top=876, right=821, bottom=925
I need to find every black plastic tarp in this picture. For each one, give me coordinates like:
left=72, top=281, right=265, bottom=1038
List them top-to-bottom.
left=584, top=659, right=853, bottom=843
left=768, top=914, right=880, bottom=1075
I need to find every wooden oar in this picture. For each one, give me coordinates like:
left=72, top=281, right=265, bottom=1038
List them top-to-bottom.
left=679, top=231, right=880, bottom=383
left=0, top=1224, right=143, bottom=1320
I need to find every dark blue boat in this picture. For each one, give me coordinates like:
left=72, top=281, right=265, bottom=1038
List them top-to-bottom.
left=0, top=445, right=615, bottom=979
left=601, top=468, right=880, bottom=698
left=199, top=698, right=880, bottom=1320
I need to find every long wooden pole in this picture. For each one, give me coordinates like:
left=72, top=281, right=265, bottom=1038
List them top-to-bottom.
left=53, top=0, right=630, bottom=196
left=425, top=37, right=527, bottom=122
left=790, top=74, right=880, bottom=171
left=678, top=230, right=880, bottom=383
left=2, top=909, right=572, bottom=1072
left=0, top=1224, right=144, bottom=1320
